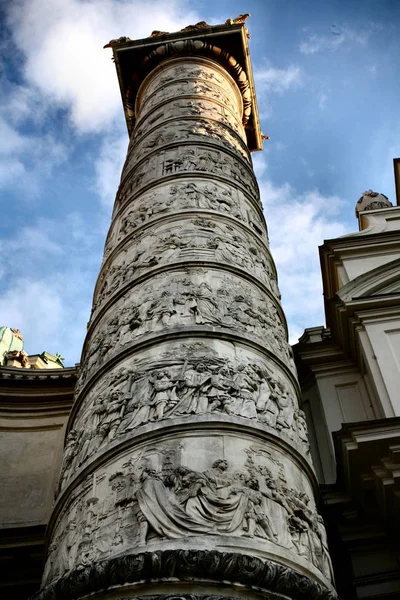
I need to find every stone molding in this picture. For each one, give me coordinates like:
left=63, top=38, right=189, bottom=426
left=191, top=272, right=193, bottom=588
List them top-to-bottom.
left=42, top=37, right=334, bottom=597
left=126, top=39, right=253, bottom=124
left=135, top=56, right=244, bottom=120
left=134, top=90, right=243, bottom=136
left=127, top=115, right=251, bottom=163
left=115, top=152, right=261, bottom=218
left=112, top=173, right=263, bottom=227
left=107, top=190, right=268, bottom=249
left=97, top=210, right=273, bottom=288
left=95, top=212, right=274, bottom=311
left=337, top=257, right=400, bottom=303
left=88, top=261, right=282, bottom=335
left=78, top=330, right=296, bottom=403
left=75, top=331, right=300, bottom=410
left=0, top=365, right=77, bottom=381
left=53, top=418, right=317, bottom=522
left=32, top=549, right=337, bottom=600
left=113, top=595, right=276, bottom=600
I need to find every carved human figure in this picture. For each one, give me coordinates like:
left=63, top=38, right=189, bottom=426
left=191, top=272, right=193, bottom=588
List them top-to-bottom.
left=180, top=149, right=198, bottom=171
left=197, top=151, right=216, bottom=172
left=118, top=210, right=137, bottom=239
left=158, top=233, right=190, bottom=262
left=213, top=235, right=248, bottom=268
left=122, top=237, right=159, bottom=282
left=189, top=281, right=222, bottom=325
left=147, top=290, right=177, bottom=329
left=118, top=306, right=143, bottom=345
left=89, top=317, right=118, bottom=368
left=173, top=362, right=212, bottom=415
left=230, top=364, right=257, bottom=419
left=207, top=367, right=233, bottom=412
left=152, top=371, right=174, bottom=420
left=125, top=375, right=156, bottom=430
left=256, top=376, right=280, bottom=427
left=275, top=381, right=294, bottom=434
left=99, top=391, right=126, bottom=444
left=80, top=395, right=107, bottom=462
left=294, top=409, right=311, bottom=453
left=59, top=429, right=78, bottom=482
left=182, top=460, right=251, bottom=534
left=134, top=467, right=214, bottom=543
left=263, top=477, right=295, bottom=548
left=242, top=478, right=278, bottom=541
left=284, top=488, right=315, bottom=558
left=314, top=514, right=335, bottom=580
left=56, top=520, right=79, bottom=576
left=42, top=542, right=58, bottom=583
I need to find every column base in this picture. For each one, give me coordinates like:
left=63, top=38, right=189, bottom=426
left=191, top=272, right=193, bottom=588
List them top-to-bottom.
left=32, top=549, right=337, bottom=600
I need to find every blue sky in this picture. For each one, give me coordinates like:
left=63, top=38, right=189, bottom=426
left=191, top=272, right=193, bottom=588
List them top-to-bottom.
left=1, top=0, right=399, bottom=366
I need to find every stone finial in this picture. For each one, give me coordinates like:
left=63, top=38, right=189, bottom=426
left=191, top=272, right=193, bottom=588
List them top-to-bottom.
left=225, top=14, right=250, bottom=25
left=110, top=15, right=252, bottom=46
left=103, top=36, right=131, bottom=49
left=355, top=190, right=392, bottom=217
left=5, top=350, right=30, bottom=368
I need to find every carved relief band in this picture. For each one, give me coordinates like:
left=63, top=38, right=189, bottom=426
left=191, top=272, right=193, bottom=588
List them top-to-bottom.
left=39, top=21, right=337, bottom=600
left=114, top=144, right=260, bottom=220
left=105, top=178, right=268, bottom=262
left=95, top=214, right=278, bottom=318
left=84, top=268, right=289, bottom=377
left=63, top=337, right=307, bottom=484
left=47, top=433, right=330, bottom=588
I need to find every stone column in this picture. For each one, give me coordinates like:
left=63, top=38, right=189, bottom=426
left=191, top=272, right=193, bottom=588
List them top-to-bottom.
left=36, top=27, right=336, bottom=600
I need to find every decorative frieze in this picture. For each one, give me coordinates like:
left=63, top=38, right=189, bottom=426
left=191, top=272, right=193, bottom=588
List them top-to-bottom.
left=40, top=23, right=336, bottom=600
left=115, top=145, right=259, bottom=217
left=109, top=179, right=267, bottom=249
left=96, top=215, right=277, bottom=319
left=86, top=268, right=286, bottom=367
left=63, top=338, right=306, bottom=483
left=49, top=436, right=328, bottom=587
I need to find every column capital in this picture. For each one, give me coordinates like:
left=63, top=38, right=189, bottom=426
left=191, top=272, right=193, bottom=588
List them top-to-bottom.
left=107, top=23, right=262, bottom=151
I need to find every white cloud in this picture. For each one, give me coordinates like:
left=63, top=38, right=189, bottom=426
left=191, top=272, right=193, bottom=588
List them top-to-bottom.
left=0, top=0, right=206, bottom=363
left=1, top=0, right=201, bottom=205
left=6, top=0, right=200, bottom=133
left=0, top=1, right=355, bottom=359
left=299, top=23, right=380, bottom=55
left=254, top=62, right=303, bottom=121
left=255, top=64, right=303, bottom=93
left=0, top=75, right=68, bottom=192
left=0, top=79, right=48, bottom=126
left=317, top=91, right=328, bottom=110
left=0, top=117, right=67, bottom=193
left=0, top=119, right=28, bottom=154
left=94, top=128, right=129, bottom=208
left=275, top=141, right=287, bottom=151
left=257, top=175, right=348, bottom=342
left=0, top=213, right=105, bottom=364
left=0, top=275, right=90, bottom=363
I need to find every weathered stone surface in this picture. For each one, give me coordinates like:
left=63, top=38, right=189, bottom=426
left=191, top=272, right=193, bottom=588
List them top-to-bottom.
left=39, top=26, right=336, bottom=600
left=96, top=215, right=277, bottom=321
left=64, top=338, right=305, bottom=483
left=46, top=433, right=329, bottom=586
left=33, top=550, right=337, bottom=600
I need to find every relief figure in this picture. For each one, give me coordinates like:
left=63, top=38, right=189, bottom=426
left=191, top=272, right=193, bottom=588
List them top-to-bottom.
left=134, top=467, right=215, bottom=543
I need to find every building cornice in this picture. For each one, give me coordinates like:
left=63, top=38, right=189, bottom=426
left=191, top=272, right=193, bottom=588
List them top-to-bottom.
left=110, top=23, right=262, bottom=151
left=0, top=366, right=77, bottom=413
